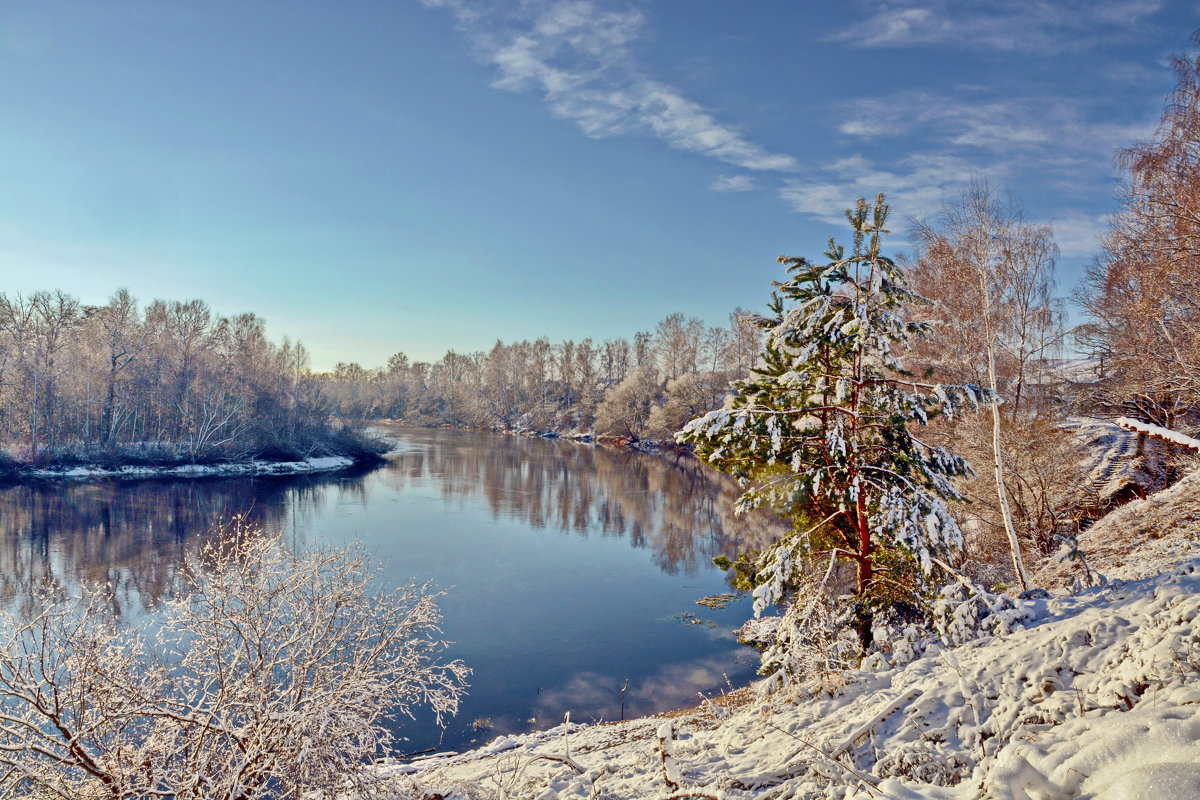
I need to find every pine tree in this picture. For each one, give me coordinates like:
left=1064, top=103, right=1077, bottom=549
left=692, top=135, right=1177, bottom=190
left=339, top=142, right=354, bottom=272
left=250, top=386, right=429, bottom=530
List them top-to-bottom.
left=679, top=195, right=989, bottom=646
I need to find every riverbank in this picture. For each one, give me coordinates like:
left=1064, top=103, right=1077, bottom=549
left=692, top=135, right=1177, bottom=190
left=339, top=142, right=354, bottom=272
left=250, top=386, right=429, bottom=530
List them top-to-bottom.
left=382, top=419, right=692, bottom=455
left=0, top=430, right=389, bottom=482
left=17, top=454, right=360, bottom=480
left=383, top=469, right=1200, bottom=800
left=391, top=563, right=1200, bottom=799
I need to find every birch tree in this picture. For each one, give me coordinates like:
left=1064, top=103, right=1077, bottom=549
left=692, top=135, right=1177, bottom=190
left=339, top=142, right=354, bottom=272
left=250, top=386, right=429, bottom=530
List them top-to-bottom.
left=1080, top=41, right=1200, bottom=431
left=910, top=180, right=1062, bottom=590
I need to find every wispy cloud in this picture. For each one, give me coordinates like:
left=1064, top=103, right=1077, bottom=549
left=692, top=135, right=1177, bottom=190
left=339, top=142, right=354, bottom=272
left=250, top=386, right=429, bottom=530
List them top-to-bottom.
left=423, top=0, right=797, bottom=172
left=426, top=0, right=1158, bottom=244
left=829, top=0, right=1164, bottom=51
left=838, top=91, right=1157, bottom=170
left=838, top=93, right=1050, bottom=150
left=779, top=153, right=987, bottom=224
left=709, top=174, right=756, bottom=192
left=1047, top=210, right=1112, bottom=258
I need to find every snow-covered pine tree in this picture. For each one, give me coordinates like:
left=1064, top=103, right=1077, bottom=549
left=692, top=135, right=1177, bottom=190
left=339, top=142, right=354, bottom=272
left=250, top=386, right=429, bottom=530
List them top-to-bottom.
left=679, top=195, right=989, bottom=647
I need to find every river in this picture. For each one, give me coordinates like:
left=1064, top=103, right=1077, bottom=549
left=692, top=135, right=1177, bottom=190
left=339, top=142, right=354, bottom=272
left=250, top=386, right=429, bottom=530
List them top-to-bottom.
left=0, top=424, right=785, bottom=751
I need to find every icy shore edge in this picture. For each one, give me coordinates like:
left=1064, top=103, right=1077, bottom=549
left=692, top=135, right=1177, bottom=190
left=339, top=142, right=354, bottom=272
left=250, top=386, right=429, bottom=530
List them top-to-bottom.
left=21, top=455, right=356, bottom=480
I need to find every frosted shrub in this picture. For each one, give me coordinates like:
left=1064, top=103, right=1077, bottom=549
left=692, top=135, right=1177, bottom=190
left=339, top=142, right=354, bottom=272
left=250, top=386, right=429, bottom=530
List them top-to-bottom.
left=0, top=530, right=469, bottom=800
left=1053, top=533, right=1107, bottom=592
left=932, top=578, right=1029, bottom=646
left=753, top=584, right=863, bottom=696
left=894, top=624, right=929, bottom=666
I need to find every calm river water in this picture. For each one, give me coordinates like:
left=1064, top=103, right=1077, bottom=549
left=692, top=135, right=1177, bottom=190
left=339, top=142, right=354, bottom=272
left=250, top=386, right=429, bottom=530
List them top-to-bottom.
left=0, top=425, right=784, bottom=751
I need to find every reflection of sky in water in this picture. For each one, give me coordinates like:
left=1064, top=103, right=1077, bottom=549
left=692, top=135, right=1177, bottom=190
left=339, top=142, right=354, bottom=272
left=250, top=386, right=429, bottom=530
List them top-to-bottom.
left=0, top=426, right=787, bottom=751
left=529, top=647, right=758, bottom=727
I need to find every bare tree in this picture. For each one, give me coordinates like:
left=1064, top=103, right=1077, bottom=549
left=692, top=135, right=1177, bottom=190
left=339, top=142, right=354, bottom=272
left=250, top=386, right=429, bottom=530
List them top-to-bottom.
left=1079, top=41, right=1200, bottom=431
left=910, top=180, right=1065, bottom=591
left=91, top=289, right=155, bottom=445
left=725, top=307, right=762, bottom=376
left=653, top=313, right=704, bottom=382
left=594, top=365, right=660, bottom=440
left=0, top=530, right=468, bottom=800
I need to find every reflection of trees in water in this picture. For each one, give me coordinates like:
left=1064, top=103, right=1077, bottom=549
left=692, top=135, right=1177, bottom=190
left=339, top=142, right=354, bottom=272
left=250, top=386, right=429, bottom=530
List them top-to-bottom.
left=382, top=430, right=786, bottom=575
left=0, top=432, right=787, bottom=616
left=0, top=477, right=335, bottom=615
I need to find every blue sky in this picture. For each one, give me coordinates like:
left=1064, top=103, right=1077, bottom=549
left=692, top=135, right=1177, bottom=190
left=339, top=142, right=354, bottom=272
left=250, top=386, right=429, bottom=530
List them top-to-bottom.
left=0, top=1, right=1194, bottom=368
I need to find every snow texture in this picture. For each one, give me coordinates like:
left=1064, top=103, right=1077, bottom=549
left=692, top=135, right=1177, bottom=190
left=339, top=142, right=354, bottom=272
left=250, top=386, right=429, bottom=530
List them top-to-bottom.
left=1115, top=417, right=1200, bottom=452
left=25, top=456, right=354, bottom=481
left=387, top=557, right=1200, bottom=800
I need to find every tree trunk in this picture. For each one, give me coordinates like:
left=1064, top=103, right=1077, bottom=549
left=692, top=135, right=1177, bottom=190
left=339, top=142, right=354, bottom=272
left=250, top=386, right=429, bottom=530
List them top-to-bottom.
left=982, top=295, right=1032, bottom=592
left=854, top=490, right=874, bottom=648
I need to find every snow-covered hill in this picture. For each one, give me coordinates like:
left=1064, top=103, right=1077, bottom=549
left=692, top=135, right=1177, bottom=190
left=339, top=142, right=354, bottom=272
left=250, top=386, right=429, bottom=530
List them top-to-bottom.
left=1035, top=467, right=1200, bottom=587
left=387, top=476, right=1200, bottom=800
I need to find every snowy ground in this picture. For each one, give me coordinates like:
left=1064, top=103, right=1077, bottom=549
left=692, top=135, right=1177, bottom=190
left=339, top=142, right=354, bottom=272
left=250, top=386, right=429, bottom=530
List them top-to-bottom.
left=23, top=455, right=355, bottom=480
left=1034, top=467, right=1200, bottom=588
left=387, top=473, right=1200, bottom=800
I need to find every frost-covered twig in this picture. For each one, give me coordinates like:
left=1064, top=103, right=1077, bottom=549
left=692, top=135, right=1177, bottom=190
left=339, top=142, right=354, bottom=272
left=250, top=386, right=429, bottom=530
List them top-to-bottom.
left=658, top=721, right=682, bottom=791
left=762, top=722, right=882, bottom=795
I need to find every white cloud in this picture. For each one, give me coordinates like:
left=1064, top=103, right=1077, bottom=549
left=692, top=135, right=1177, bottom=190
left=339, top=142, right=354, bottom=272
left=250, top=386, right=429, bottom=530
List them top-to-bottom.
left=424, top=0, right=798, bottom=172
left=830, top=0, right=1163, bottom=51
left=836, top=91, right=1159, bottom=185
left=840, top=93, right=1064, bottom=151
left=779, top=154, right=987, bottom=224
left=709, top=174, right=756, bottom=192
left=1047, top=210, right=1112, bottom=258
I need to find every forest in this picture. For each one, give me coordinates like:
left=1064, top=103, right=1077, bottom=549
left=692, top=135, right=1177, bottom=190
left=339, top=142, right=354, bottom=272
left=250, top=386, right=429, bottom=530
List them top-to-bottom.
left=0, top=289, right=380, bottom=471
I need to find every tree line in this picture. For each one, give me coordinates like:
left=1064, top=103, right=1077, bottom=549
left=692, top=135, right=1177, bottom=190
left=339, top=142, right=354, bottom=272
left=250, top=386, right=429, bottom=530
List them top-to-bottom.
left=0, top=289, right=373, bottom=468
left=321, top=309, right=762, bottom=441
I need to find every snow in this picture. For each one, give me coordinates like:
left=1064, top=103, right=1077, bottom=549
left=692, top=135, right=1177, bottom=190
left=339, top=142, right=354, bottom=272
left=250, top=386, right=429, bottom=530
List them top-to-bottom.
left=1062, top=416, right=1146, bottom=503
left=1115, top=417, right=1200, bottom=452
left=24, top=455, right=355, bottom=480
left=1034, top=467, right=1200, bottom=587
left=384, top=556, right=1200, bottom=800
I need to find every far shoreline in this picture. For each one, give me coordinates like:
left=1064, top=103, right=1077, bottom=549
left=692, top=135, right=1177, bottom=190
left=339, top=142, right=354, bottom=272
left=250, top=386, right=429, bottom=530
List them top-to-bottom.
left=0, top=432, right=391, bottom=484
left=8, top=454, right=367, bottom=483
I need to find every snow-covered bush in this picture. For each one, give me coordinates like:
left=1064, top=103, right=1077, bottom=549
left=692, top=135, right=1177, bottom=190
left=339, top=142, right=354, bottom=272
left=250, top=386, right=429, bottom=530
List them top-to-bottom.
left=0, top=528, right=469, bottom=799
left=1052, top=533, right=1107, bottom=592
left=932, top=577, right=1030, bottom=646
left=752, top=586, right=865, bottom=696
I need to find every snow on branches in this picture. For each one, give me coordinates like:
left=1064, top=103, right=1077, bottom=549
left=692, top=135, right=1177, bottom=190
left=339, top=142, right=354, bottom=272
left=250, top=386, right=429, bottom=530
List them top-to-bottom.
left=679, top=194, right=990, bottom=653
left=0, top=528, right=469, bottom=799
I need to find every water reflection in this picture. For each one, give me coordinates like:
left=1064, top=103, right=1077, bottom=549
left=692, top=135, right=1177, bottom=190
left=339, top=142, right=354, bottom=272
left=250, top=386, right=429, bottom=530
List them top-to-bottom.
left=0, top=427, right=786, bottom=749
left=381, top=428, right=783, bottom=576
left=0, top=430, right=782, bottom=611
left=0, top=476, right=325, bottom=614
left=529, top=648, right=758, bottom=726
